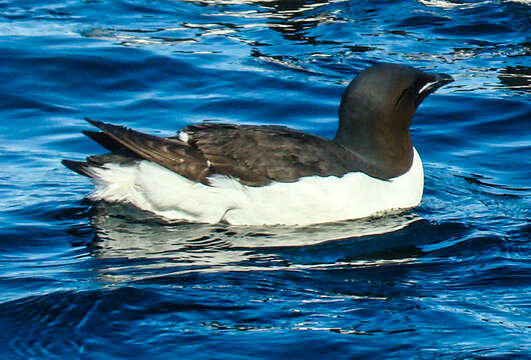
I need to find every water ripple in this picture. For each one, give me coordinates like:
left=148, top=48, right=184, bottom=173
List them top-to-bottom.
left=0, top=0, right=530, bottom=358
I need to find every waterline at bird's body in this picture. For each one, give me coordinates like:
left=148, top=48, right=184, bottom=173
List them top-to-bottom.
left=87, top=149, right=424, bottom=225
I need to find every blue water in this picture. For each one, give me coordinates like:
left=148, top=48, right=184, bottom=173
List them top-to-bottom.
left=1, top=0, right=530, bottom=358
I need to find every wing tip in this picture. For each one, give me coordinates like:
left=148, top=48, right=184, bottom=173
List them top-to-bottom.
left=84, top=117, right=102, bottom=128
left=84, top=118, right=140, bottom=139
left=85, top=118, right=122, bottom=134
left=82, top=130, right=124, bottom=152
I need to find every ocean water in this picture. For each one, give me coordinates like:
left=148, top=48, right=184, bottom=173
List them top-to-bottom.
left=0, top=0, right=530, bottom=358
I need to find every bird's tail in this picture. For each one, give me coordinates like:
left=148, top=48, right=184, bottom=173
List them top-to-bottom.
left=62, top=118, right=210, bottom=184
left=61, top=159, right=93, bottom=178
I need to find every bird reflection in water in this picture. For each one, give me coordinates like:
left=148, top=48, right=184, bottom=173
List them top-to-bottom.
left=79, top=202, right=431, bottom=283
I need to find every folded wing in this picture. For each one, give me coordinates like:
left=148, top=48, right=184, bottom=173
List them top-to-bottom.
left=70, top=119, right=363, bottom=186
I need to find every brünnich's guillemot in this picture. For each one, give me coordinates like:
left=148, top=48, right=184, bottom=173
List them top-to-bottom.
left=63, top=63, right=453, bottom=225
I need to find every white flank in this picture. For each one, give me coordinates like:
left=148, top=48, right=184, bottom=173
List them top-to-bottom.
left=88, top=148, right=424, bottom=226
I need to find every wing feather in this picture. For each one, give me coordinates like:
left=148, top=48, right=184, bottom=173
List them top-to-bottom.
left=85, top=119, right=211, bottom=183
left=83, top=120, right=363, bottom=187
left=184, top=123, right=355, bottom=185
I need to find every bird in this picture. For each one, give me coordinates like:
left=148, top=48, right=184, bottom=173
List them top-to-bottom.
left=62, top=63, right=453, bottom=226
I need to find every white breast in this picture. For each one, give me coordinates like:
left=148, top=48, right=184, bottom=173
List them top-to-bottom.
left=87, top=148, right=424, bottom=226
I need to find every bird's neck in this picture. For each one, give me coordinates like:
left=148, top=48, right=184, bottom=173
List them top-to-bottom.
left=334, top=119, right=414, bottom=179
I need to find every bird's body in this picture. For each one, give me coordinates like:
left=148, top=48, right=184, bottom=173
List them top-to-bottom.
left=63, top=63, right=453, bottom=225
left=80, top=148, right=423, bottom=225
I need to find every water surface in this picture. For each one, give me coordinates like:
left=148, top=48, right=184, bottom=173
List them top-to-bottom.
left=0, top=0, right=530, bottom=358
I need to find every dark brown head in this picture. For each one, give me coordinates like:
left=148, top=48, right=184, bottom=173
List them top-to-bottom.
left=334, top=63, right=453, bottom=179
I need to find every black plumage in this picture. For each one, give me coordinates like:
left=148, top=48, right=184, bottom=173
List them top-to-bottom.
left=63, top=63, right=453, bottom=186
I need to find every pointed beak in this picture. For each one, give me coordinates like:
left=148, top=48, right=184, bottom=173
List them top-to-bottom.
left=417, top=72, right=453, bottom=105
left=433, top=72, right=454, bottom=89
left=419, top=73, right=454, bottom=95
